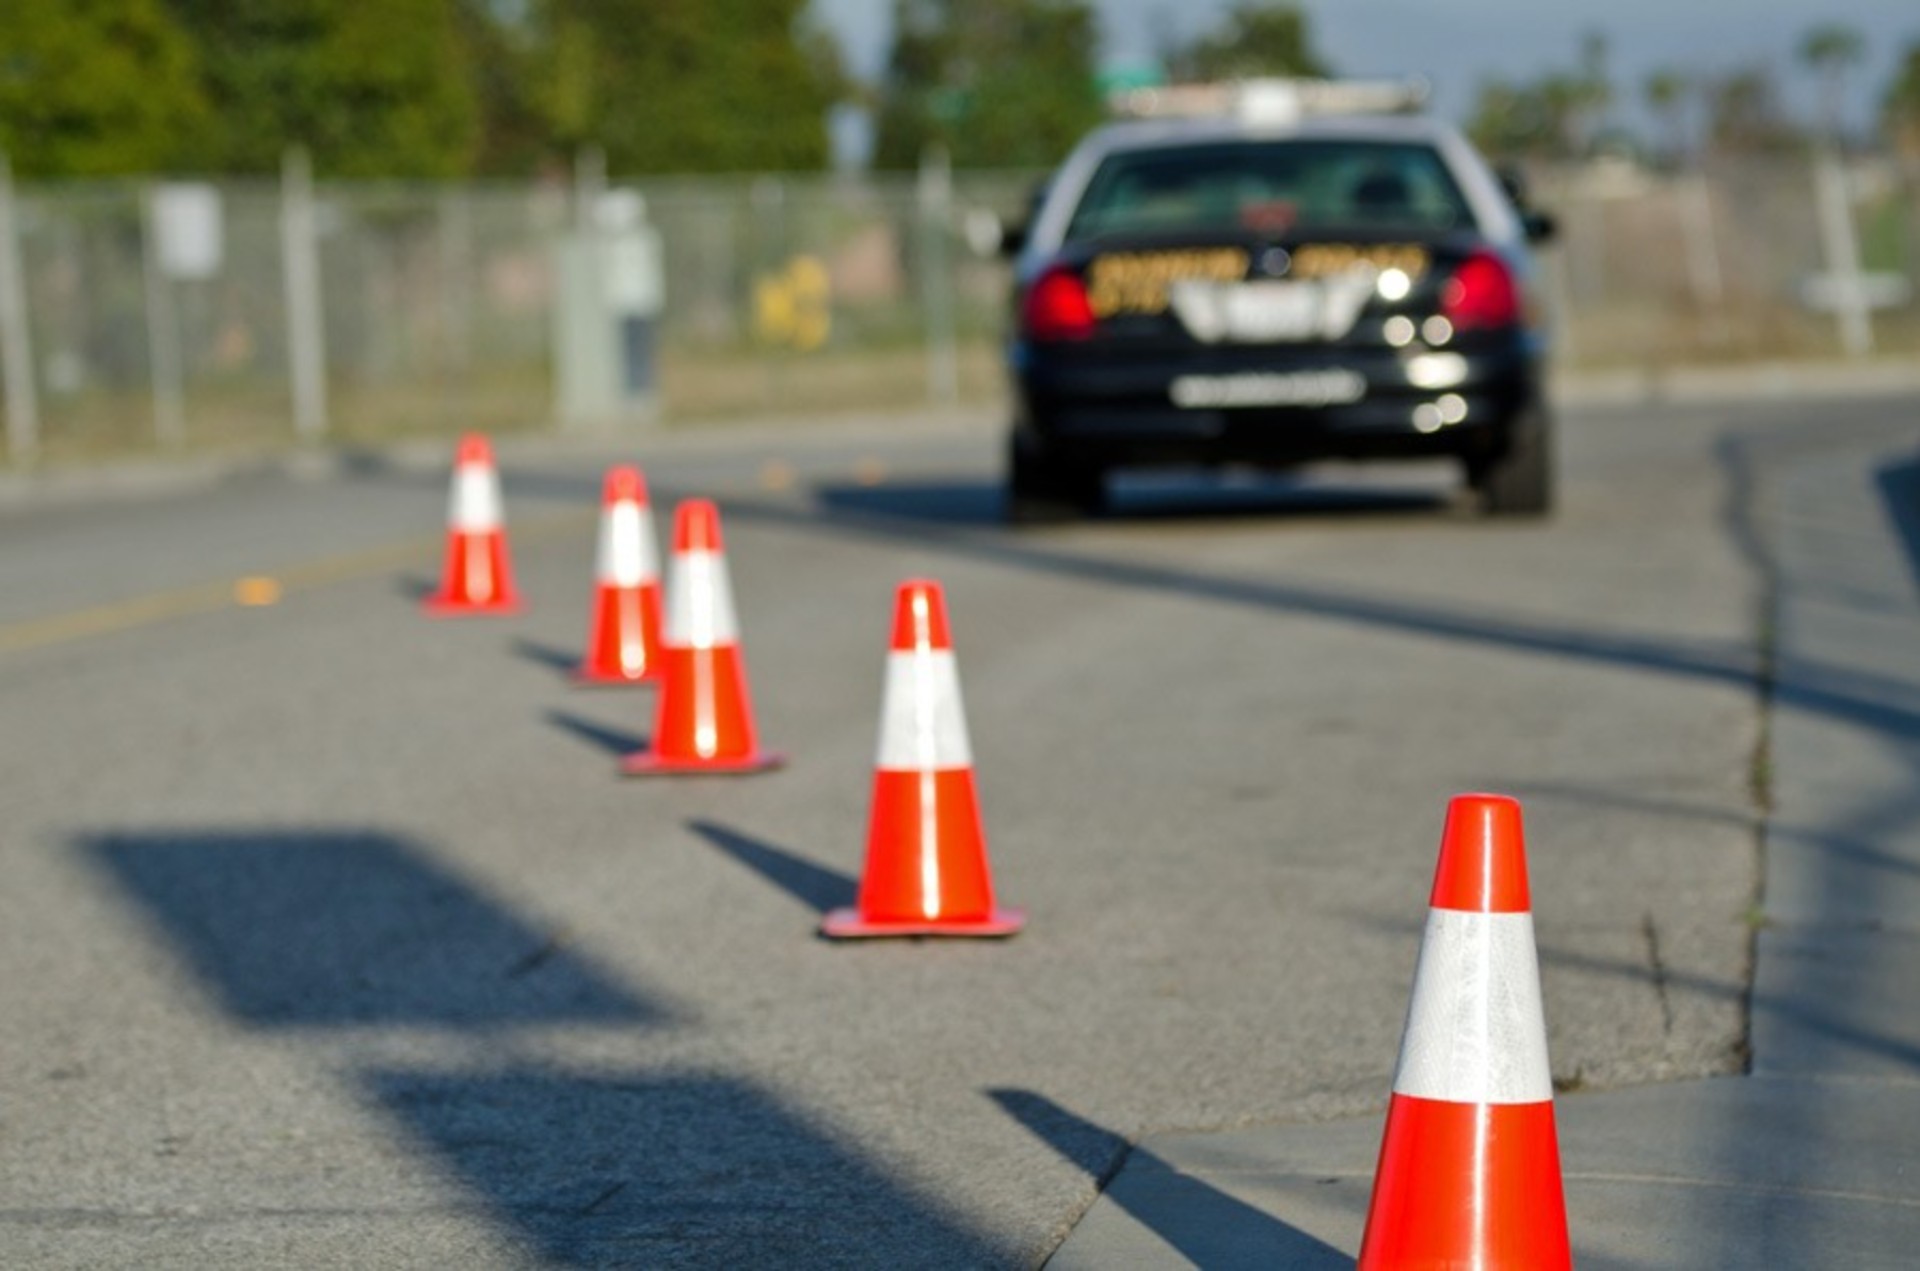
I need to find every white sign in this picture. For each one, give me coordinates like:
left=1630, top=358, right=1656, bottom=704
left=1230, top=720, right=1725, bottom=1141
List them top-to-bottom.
left=151, top=183, right=223, bottom=281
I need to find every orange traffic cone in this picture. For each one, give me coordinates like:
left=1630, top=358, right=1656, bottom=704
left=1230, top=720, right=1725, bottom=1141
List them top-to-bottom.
left=423, top=433, right=522, bottom=615
left=576, top=465, right=664, bottom=684
left=621, top=499, right=784, bottom=775
left=823, top=580, right=1024, bottom=938
left=1357, top=793, right=1570, bottom=1269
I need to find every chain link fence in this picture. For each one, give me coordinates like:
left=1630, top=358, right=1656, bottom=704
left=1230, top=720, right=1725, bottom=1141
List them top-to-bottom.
left=1, top=155, right=1917, bottom=468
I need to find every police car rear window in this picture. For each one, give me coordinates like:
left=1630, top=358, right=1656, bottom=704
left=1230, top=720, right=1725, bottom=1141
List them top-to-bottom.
left=1063, top=139, right=1473, bottom=242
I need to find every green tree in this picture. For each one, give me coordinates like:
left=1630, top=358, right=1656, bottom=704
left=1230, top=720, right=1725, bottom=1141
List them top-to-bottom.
left=0, top=0, right=208, bottom=176
left=169, top=0, right=480, bottom=178
left=456, top=0, right=551, bottom=176
left=528, top=0, right=838, bottom=174
left=872, top=0, right=1102, bottom=170
left=1165, top=3, right=1328, bottom=83
left=1799, top=22, right=1864, bottom=145
left=1569, top=29, right=1612, bottom=153
left=1884, top=40, right=1920, bottom=157
left=1706, top=65, right=1800, bottom=155
left=1643, top=68, right=1694, bottom=166
left=1465, top=75, right=1586, bottom=160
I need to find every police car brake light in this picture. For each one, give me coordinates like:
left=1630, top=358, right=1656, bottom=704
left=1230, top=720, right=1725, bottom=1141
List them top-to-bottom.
left=1109, top=78, right=1429, bottom=126
left=1442, top=251, right=1520, bottom=331
left=1022, top=267, right=1096, bottom=341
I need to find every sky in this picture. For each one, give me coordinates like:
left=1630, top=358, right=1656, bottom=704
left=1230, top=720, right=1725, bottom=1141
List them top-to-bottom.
left=810, top=0, right=1919, bottom=145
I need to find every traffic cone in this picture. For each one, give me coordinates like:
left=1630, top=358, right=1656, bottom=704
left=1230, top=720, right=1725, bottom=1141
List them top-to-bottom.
left=423, top=433, right=522, bottom=615
left=576, top=465, right=664, bottom=684
left=621, top=499, right=784, bottom=775
left=822, top=580, right=1024, bottom=938
left=1357, top=793, right=1570, bottom=1270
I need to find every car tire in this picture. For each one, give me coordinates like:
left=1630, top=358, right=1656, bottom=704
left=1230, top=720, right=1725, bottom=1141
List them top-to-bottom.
left=1472, top=403, right=1554, bottom=517
left=1007, top=432, right=1103, bottom=524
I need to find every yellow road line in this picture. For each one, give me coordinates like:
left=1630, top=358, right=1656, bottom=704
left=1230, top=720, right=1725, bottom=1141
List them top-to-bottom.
left=0, top=509, right=593, bottom=657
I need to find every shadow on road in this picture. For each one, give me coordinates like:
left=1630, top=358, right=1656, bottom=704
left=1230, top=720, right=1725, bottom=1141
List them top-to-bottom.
left=701, top=445, right=1920, bottom=752
left=1873, top=452, right=1920, bottom=602
left=813, top=469, right=1453, bottom=529
left=395, top=574, right=436, bottom=602
left=513, top=637, right=583, bottom=677
left=546, top=708, right=647, bottom=759
left=689, top=819, right=856, bottom=916
left=82, top=829, right=660, bottom=1029
left=358, top=1067, right=1008, bottom=1267
left=989, top=1089, right=1355, bottom=1270
left=990, top=1090, right=1351, bottom=1267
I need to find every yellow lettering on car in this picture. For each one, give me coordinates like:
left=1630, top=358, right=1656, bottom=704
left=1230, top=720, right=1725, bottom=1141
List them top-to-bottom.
left=1290, top=243, right=1431, bottom=281
left=1087, top=248, right=1250, bottom=317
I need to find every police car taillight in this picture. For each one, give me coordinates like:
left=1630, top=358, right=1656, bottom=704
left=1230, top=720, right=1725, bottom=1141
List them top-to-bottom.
left=1441, top=251, right=1520, bottom=331
left=1022, top=267, right=1095, bottom=341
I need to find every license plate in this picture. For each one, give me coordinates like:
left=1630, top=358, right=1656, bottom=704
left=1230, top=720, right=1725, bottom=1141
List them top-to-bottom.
left=1169, top=275, right=1375, bottom=343
left=1169, top=370, right=1367, bottom=408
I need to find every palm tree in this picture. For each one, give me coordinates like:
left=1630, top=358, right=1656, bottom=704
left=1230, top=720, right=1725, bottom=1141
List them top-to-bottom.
left=1799, top=22, right=1864, bottom=147
left=1643, top=68, right=1691, bottom=166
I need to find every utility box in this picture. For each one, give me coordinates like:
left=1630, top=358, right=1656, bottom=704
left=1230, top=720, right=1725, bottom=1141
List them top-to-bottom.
left=554, top=190, right=664, bottom=430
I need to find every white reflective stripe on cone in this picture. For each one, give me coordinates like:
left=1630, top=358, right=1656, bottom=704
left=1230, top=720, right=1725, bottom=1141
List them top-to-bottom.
left=451, top=465, right=503, bottom=531
left=597, top=502, right=657, bottom=586
left=665, top=550, right=739, bottom=648
left=875, top=649, right=973, bottom=771
left=1391, top=908, right=1553, bottom=1105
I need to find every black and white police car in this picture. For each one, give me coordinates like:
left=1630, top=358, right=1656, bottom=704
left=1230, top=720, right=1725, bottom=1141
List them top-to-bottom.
left=1001, top=78, right=1557, bottom=521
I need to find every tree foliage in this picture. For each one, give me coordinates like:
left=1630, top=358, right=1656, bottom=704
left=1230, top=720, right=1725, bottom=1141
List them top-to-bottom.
left=0, top=0, right=208, bottom=177
left=0, top=0, right=841, bottom=178
left=168, top=0, right=480, bottom=177
left=530, top=0, right=838, bottom=174
left=872, top=0, right=1103, bottom=170
left=1164, top=3, right=1327, bottom=83
left=1799, top=22, right=1864, bottom=143
left=1464, top=29, right=1609, bottom=161
left=1883, top=41, right=1920, bottom=158
left=1705, top=65, right=1802, bottom=155
left=1642, top=68, right=1695, bottom=165
left=1466, top=76, right=1590, bottom=160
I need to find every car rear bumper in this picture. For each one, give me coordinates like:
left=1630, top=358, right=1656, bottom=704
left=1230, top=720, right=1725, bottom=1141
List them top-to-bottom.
left=1013, top=341, right=1541, bottom=466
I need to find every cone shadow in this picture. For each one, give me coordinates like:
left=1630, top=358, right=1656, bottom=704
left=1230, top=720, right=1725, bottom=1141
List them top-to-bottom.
left=1873, top=452, right=1920, bottom=600
left=396, top=574, right=436, bottom=602
left=514, top=638, right=582, bottom=676
left=546, top=709, right=647, bottom=758
left=689, top=820, right=856, bottom=916
left=81, top=830, right=661, bottom=1029
left=358, top=1067, right=1005, bottom=1267
left=989, top=1089, right=1354, bottom=1270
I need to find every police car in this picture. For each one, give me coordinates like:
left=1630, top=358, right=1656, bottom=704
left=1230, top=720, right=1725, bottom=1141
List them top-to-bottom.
left=1002, top=78, right=1556, bottom=521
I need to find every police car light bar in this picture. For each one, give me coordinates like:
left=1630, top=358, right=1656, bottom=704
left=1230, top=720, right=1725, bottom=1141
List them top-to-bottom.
left=1110, top=78, right=1430, bottom=126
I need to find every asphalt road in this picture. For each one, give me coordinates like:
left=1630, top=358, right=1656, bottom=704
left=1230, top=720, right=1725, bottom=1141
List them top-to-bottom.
left=0, top=392, right=1851, bottom=1266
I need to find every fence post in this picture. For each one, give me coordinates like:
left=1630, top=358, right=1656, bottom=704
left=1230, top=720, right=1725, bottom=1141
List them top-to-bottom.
left=918, top=145, right=959, bottom=406
left=281, top=147, right=329, bottom=439
left=1812, top=148, right=1873, bottom=358
left=0, top=154, right=39, bottom=463
left=1679, top=172, right=1726, bottom=333
left=140, top=186, right=188, bottom=447
left=438, top=188, right=473, bottom=427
